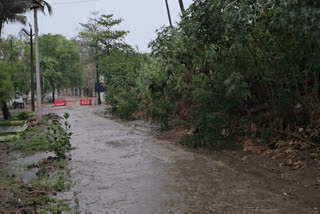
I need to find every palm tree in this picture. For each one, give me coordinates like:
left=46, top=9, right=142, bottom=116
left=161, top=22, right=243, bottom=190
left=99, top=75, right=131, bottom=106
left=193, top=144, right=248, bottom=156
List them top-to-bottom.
left=0, top=0, right=52, bottom=120
left=0, top=0, right=30, bottom=36
left=0, top=0, right=52, bottom=36
left=0, top=0, right=31, bottom=119
left=32, top=0, right=52, bottom=120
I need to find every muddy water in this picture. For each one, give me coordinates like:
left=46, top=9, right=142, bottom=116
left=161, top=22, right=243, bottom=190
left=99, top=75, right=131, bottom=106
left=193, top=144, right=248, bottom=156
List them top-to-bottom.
left=47, top=103, right=318, bottom=213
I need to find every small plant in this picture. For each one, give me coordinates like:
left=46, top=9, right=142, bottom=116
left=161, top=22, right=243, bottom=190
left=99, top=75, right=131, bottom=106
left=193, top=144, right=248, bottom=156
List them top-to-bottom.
left=17, top=111, right=29, bottom=120
left=47, top=113, right=72, bottom=159
left=50, top=172, right=71, bottom=192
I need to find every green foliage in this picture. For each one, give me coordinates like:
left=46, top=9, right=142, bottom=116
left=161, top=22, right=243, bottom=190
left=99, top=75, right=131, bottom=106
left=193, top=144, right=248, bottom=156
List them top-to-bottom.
left=103, top=0, right=320, bottom=148
left=136, top=0, right=320, bottom=147
left=78, top=12, right=130, bottom=98
left=79, top=12, right=129, bottom=56
left=0, top=34, right=82, bottom=104
left=39, top=34, right=83, bottom=91
left=1, top=37, right=31, bottom=95
left=99, top=48, right=142, bottom=118
left=42, top=57, right=63, bottom=92
left=0, top=61, right=14, bottom=104
left=112, top=90, right=139, bottom=120
left=16, top=111, right=30, bottom=120
left=47, top=113, right=72, bottom=159
left=11, top=125, right=50, bottom=156
left=12, top=136, right=49, bottom=155
left=49, top=172, right=71, bottom=192
left=0, top=175, right=17, bottom=185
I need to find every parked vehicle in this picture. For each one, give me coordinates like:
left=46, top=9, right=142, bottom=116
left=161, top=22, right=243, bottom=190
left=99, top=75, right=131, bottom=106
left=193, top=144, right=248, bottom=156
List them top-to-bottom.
left=10, top=94, right=25, bottom=109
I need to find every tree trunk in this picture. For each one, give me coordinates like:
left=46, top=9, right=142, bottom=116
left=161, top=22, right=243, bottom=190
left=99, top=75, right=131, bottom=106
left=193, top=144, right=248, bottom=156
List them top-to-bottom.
left=165, top=0, right=173, bottom=27
left=178, top=0, right=185, bottom=13
left=34, top=8, right=42, bottom=120
left=52, top=90, right=55, bottom=103
left=1, top=101, right=10, bottom=120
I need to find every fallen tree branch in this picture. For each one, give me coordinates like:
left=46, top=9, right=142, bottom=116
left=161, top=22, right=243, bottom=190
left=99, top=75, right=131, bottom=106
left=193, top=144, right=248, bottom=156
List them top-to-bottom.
left=272, top=129, right=317, bottom=146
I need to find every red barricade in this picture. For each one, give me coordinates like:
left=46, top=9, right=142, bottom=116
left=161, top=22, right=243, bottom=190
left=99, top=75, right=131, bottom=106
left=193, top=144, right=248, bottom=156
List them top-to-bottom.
left=80, top=98, right=92, bottom=106
left=54, top=99, right=67, bottom=107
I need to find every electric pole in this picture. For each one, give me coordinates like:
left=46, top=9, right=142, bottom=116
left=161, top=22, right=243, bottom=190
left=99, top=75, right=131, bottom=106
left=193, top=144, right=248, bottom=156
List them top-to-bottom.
left=165, top=0, right=173, bottom=27
left=178, top=0, right=185, bottom=13
left=34, top=7, right=42, bottom=120
left=23, top=25, right=35, bottom=112
left=96, top=63, right=101, bottom=104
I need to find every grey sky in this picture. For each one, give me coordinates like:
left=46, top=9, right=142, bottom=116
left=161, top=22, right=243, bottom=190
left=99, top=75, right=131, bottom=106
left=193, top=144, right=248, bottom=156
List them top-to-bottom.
left=3, top=0, right=193, bottom=53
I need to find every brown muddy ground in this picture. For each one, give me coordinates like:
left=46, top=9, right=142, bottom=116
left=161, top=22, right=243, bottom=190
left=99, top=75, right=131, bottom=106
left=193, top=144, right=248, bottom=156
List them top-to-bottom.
left=39, top=97, right=320, bottom=213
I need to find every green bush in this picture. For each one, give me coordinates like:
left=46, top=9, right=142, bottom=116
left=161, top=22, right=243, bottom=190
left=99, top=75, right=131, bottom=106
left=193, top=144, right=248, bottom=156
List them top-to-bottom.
left=97, top=0, right=320, bottom=149
left=113, top=90, right=139, bottom=120
left=47, top=113, right=72, bottom=159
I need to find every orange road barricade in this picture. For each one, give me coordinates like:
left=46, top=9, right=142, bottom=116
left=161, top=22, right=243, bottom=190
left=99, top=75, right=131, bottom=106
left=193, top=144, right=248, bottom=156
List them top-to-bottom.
left=80, top=98, right=92, bottom=106
left=54, top=99, right=67, bottom=107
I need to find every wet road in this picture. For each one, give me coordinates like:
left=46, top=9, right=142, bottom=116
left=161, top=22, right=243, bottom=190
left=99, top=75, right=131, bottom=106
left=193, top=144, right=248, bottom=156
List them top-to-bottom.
left=48, top=102, right=319, bottom=213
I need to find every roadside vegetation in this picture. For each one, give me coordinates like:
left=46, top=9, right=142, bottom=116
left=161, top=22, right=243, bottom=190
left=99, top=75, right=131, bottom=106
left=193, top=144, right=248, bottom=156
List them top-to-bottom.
left=1, top=0, right=320, bottom=210
left=1, top=0, right=319, bottom=164
left=76, top=1, right=320, bottom=167
left=0, top=112, right=72, bottom=212
left=10, top=125, right=49, bottom=156
left=0, top=172, right=70, bottom=212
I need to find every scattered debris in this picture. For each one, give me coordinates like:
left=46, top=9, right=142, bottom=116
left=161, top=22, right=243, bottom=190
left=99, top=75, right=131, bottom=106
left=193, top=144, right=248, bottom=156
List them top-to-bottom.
left=46, top=113, right=62, bottom=120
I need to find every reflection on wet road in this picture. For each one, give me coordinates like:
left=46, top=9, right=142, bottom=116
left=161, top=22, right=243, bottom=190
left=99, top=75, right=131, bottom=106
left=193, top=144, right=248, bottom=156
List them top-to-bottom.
left=48, top=104, right=318, bottom=213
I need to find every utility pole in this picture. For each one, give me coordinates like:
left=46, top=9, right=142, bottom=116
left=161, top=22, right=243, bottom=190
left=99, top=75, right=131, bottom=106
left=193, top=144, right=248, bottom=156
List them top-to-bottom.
left=165, top=0, right=173, bottom=27
left=178, top=0, right=185, bottom=13
left=34, top=7, right=42, bottom=120
left=23, top=25, right=35, bottom=112
left=95, top=46, right=101, bottom=105
left=96, top=63, right=101, bottom=104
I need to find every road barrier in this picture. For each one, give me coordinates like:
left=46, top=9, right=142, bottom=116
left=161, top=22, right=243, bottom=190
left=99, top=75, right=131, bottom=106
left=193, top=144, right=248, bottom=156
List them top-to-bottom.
left=80, top=98, right=92, bottom=106
left=54, top=99, right=67, bottom=107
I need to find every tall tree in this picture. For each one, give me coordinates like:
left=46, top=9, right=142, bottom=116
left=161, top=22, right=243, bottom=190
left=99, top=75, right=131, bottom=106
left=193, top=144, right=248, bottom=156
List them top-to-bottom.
left=0, top=0, right=31, bottom=36
left=0, top=0, right=30, bottom=119
left=0, top=0, right=51, bottom=119
left=32, top=0, right=52, bottom=120
left=79, top=12, right=128, bottom=104
left=39, top=34, right=82, bottom=101
left=0, top=36, right=28, bottom=119
left=42, top=57, right=62, bottom=102
left=0, top=61, right=14, bottom=119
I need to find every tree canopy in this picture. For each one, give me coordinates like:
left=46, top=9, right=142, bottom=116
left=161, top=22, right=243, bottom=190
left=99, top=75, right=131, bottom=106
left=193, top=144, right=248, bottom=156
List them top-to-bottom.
left=39, top=34, right=83, bottom=93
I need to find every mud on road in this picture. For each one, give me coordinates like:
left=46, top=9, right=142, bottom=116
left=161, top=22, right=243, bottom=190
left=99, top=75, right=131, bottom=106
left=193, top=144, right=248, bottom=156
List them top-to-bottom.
left=45, top=98, right=320, bottom=213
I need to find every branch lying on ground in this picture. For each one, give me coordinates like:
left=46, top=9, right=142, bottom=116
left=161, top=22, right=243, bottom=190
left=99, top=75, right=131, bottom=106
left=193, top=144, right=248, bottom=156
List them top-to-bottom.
left=272, top=129, right=317, bottom=146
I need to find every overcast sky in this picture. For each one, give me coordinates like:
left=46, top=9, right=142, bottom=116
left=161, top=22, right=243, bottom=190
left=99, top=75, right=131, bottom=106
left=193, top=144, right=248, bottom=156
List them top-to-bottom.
left=3, top=0, right=193, bottom=53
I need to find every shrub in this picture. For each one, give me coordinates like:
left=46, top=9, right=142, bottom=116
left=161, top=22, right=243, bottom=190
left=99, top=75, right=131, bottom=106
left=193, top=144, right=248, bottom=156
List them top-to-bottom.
left=113, top=90, right=139, bottom=120
left=47, top=113, right=72, bottom=159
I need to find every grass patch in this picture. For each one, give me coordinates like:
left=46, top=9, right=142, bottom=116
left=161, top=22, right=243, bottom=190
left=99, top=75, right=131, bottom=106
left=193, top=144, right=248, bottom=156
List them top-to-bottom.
left=9, top=111, right=36, bottom=121
left=10, top=125, right=50, bottom=156
left=29, top=170, right=71, bottom=193
left=49, top=172, right=71, bottom=192
left=0, top=173, right=70, bottom=212
left=0, top=175, right=18, bottom=185
left=20, top=191, right=70, bottom=212
left=22, top=194, right=55, bottom=207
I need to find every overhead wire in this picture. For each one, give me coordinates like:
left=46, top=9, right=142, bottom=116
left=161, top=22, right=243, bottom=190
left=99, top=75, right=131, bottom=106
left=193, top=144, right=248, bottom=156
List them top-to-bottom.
left=0, top=0, right=100, bottom=6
